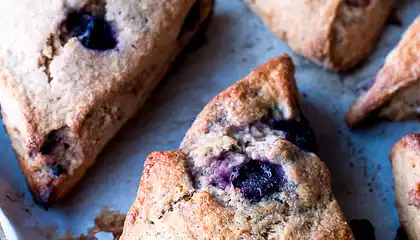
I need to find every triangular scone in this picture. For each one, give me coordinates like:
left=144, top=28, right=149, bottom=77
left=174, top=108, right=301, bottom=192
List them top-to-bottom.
left=0, top=0, right=214, bottom=205
left=244, top=0, right=395, bottom=71
left=346, top=16, right=420, bottom=127
left=121, top=55, right=354, bottom=239
left=391, top=134, right=420, bottom=239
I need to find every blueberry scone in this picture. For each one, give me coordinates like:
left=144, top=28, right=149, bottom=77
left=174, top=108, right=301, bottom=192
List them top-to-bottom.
left=0, top=0, right=214, bottom=205
left=244, top=0, right=395, bottom=71
left=345, top=16, right=420, bottom=127
left=121, top=55, right=354, bottom=239
left=391, top=134, right=420, bottom=239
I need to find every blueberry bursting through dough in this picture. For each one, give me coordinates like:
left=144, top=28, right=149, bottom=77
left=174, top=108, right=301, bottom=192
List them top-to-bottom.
left=0, top=0, right=214, bottom=206
left=64, top=12, right=117, bottom=51
left=121, top=55, right=354, bottom=239
left=231, top=160, right=285, bottom=201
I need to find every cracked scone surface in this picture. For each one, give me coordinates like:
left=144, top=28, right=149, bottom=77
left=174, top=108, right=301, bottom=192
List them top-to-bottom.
left=0, top=0, right=213, bottom=205
left=244, top=0, right=395, bottom=71
left=345, top=16, right=420, bottom=127
left=121, top=55, right=353, bottom=239
left=391, top=134, right=420, bottom=239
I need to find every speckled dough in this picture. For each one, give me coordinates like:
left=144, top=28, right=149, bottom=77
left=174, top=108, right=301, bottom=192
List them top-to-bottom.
left=0, top=0, right=214, bottom=205
left=244, top=0, right=395, bottom=71
left=345, top=16, right=420, bottom=127
left=121, top=55, right=354, bottom=239
left=391, top=134, right=420, bottom=239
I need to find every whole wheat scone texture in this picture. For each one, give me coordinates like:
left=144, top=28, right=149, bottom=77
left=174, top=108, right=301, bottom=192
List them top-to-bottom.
left=0, top=0, right=214, bottom=205
left=244, top=0, right=395, bottom=71
left=345, top=15, right=420, bottom=127
left=121, top=55, right=354, bottom=239
left=391, top=134, right=420, bottom=239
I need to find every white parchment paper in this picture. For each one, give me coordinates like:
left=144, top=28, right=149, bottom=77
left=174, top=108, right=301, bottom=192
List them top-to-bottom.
left=1, top=1, right=420, bottom=239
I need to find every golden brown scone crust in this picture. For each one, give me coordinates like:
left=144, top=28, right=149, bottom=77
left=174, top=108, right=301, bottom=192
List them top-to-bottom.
left=0, top=0, right=214, bottom=205
left=244, top=0, right=395, bottom=71
left=345, top=16, right=420, bottom=127
left=181, top=54, right=302, bottom=147
left=121, top=55, right=354, bottom=239
left=390, top=134, right=420, bottom=239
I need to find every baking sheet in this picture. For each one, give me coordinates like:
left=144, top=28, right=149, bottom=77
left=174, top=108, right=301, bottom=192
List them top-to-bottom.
left=1, top=1, right=420, bottom=239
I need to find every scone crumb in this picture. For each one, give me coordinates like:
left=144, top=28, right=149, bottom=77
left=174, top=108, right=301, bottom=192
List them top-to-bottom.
left=408, top=182, right=420, bottom=207
left=86, top=207, right=126, bottom=239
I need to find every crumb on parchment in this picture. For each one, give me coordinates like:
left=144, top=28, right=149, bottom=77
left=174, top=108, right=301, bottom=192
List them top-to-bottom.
left=60, top=207, right=126, bottom=240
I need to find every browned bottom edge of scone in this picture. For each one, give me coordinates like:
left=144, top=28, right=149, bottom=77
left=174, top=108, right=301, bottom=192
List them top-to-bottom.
left=2, top=0, right=215, bottom=207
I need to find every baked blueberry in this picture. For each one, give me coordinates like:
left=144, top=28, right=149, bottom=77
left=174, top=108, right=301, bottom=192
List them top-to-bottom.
left=65, top=12, right=117, bottom=50
left=261, top=109, right=316, bottom=152
left=270, top=118, right=316, bottom=153
left=273, top=119, right=316, bottom=152
left=209, top=151, right=245, bottom=189
left=231, top=160, right=284, bottom=201
left=210, top=162, right=235, bottom=189
left=51, top=164, right=65, bottom=177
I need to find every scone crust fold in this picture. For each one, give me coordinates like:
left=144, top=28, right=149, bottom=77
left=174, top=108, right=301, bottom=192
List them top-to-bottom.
left=244, top=0, right=395, bottom=71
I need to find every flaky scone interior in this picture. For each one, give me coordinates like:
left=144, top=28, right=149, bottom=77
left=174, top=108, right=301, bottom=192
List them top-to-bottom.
left=0, top=0, right=214, bottom=206
left=345, top=16, right=420, bottom=127
left=121, top=55, right=353, bottom=239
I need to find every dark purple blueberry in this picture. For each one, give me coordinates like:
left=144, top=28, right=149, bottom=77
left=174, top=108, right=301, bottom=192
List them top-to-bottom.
left=345, top=0, right=371, bottom=7
left=65, top=12, right=117, bottom=50
left=270, top=119, right=316, bottom=153
left=209, top=151, right=244, bottom=189
left=231, top=160, right=284, bottom=201
left=211, top=163, right=235, bottom=189
left=51, top=164, right=65, bottom=177
left=349, top=219, right=375, bottom=240
left=394, top=227, right=408, bottom=240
